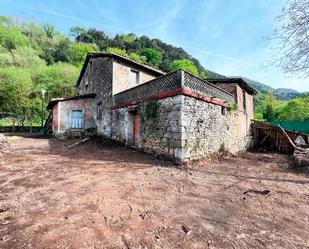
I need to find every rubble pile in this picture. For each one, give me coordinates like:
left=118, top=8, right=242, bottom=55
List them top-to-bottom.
left=0, top=134, right=9, bottom=160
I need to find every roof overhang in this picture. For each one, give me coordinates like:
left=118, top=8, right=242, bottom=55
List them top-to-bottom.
left=207, top=78, right=258, bottom=95
left=47, top=93, right=96, bottom=110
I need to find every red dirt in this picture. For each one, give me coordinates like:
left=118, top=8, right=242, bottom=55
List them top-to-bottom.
left=0, top=135, right=308, bottom=249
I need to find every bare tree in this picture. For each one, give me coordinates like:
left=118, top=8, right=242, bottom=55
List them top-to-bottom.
left=269, top=0, right=309, bottom=77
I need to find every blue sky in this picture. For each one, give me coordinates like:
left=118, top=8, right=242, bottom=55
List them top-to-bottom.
left=1, top=0, right=308, bottom=91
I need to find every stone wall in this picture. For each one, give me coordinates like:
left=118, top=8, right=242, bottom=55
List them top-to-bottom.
left=78, top=57, right=113, bottom=136
left=209, top=82, right=254, bottom=137
left=111, top=94, right=251, bottom=162
left=111, top=95, right=182, bottom=160
left=180, top=96, right=250, bottom=160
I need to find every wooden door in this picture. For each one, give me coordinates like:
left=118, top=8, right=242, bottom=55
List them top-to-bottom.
left=133, top=112, right=140, bottom=145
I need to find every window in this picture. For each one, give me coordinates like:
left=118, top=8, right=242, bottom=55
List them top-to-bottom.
left=130, top=69, right=140, bottom=85
left=85, top=82, right=88, bottom=93
left=243, top=90, right=247, bottom=112
left=97, top=102, right=102, bottom=119
left=221, top=106, right=226, bottom=115
left=70, top=110, right=84, bottom=129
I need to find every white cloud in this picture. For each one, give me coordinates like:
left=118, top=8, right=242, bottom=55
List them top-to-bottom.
left=3, top=0, right=127, bottom=32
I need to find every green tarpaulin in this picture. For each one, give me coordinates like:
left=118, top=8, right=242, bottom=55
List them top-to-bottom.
left=267, top=121, right=309, bottom=135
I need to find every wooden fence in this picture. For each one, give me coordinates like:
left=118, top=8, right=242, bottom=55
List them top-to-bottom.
left=252, top=120, right=309, bottom=153
left=0, top=126, right=42, bottom=133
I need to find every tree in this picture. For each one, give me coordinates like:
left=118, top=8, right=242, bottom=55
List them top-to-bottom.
left=268, top=0, right=309, bottom=76
left=0, top=16, right=14, bottom=27
left=42, top=23, right=57, bottom=39
left=0, top=26, right=29, bottom=50
left=70, top=26, right=86, bottom=38
left=82, top=29, right=110, bottom=50
left=121, top=33, right=137, bottom=43
left=53, top=38, right=70, bottom=62
left=67, top=43, right=97, bottom=66
left=10, top=47, right=46, bottom=69
left=106, top=47, right=128, bottom=57
left=142, top=48, right=162, bottom=67
left=129, top=52, right=147, bottom=63
left=170, top=59, right=199, bottom=75
left=32, top=62, right=79, bottom=98
left=0, top=67, right=32, bottom=114
left=200, top=71, right=206, bottom=78
left=254, top=93, right=284, bottom=121
left=278, top=97, right=309, bottom=120
left=264, top=103, right=275, bottom=121
left=254, top=112, right=264, bottom=120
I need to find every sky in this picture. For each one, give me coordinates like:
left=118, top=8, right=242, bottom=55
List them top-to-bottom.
left=0, top=0, right=308, bottom=92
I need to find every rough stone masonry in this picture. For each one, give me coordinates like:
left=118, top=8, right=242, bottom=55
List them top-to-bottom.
left=112, top=94, right=251, bottom=162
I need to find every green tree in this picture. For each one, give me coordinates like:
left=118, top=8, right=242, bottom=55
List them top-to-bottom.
left=42, top=23, right=57, bottom=39
left=0, top=26, right=29, bottom=50
left=70, top=26, right=86, bottom=38
left=80, top=29, right=110, bottom=50
left=121, top=33, right=137, bottom=43
left=53, top=38, right=70, bottom=62
left=67, top=43, right=97, bottom=66
left=11, top=47, right=46, bottom=69
left=106, top=47, right=128, bottom=57
left=142, top=48, right=162, bottom=67
left=129, top=52, right=147, bottom=63
left=170, top=59, right=199, bottom=75
left=32, top=62, right=79, bottom=98
left=0, top=67, right=32, bottom=114
left=200, top=70, right=206, bottom=78
left=254, top=93, right=284, bottom=121
left=277, top=97, right=309, bottom=120
left=264, top=103, right=275, bottom=121
left=254, top=112, right=264, bottom=120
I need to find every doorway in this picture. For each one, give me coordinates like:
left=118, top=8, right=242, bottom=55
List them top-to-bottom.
left=70, top=110, right=84, bottom=129
left=128, top=111, right=140, bottom=146
left=133, top=112, right=140, bottom=145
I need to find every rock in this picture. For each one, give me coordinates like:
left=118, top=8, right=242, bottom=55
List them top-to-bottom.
left=0, top=134, right=9, bottom=160
left=295, top=135, right=307, bottom=147
left=2, top=220, right=10, bottom=225
left=181, top=225, right=192, bottom=236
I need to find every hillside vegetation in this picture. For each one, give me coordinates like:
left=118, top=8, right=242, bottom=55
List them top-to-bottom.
left=0, top=16, right=307, bottom=124
left=239, top=77, right=307, bottom=101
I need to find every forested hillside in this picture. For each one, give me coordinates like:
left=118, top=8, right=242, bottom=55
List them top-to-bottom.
left=0, top=16, right=307, bottom=124
left=238, top=77, right=306, bottom=101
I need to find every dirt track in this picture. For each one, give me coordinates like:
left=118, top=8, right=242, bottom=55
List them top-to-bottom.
left=0, top=135, right=308, bottom=249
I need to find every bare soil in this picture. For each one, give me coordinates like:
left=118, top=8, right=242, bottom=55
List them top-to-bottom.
left=0, top=135, right=308, bottom=249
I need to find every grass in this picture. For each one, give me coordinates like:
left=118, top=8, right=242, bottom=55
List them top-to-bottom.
left=0, top=120, right=41, bottom=127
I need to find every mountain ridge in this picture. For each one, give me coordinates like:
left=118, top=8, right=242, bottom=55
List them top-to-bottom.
left=230, top=76, right=307, bottom=100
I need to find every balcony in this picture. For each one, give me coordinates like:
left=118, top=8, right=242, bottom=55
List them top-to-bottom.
left=113, top=70, right=235, bottom=108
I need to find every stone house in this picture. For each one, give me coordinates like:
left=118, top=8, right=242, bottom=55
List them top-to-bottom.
left=48, top=52, right=257, bottom=162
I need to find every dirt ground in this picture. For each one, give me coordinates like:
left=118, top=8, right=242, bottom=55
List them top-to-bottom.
left=0, top=135, right=308, bottom=249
